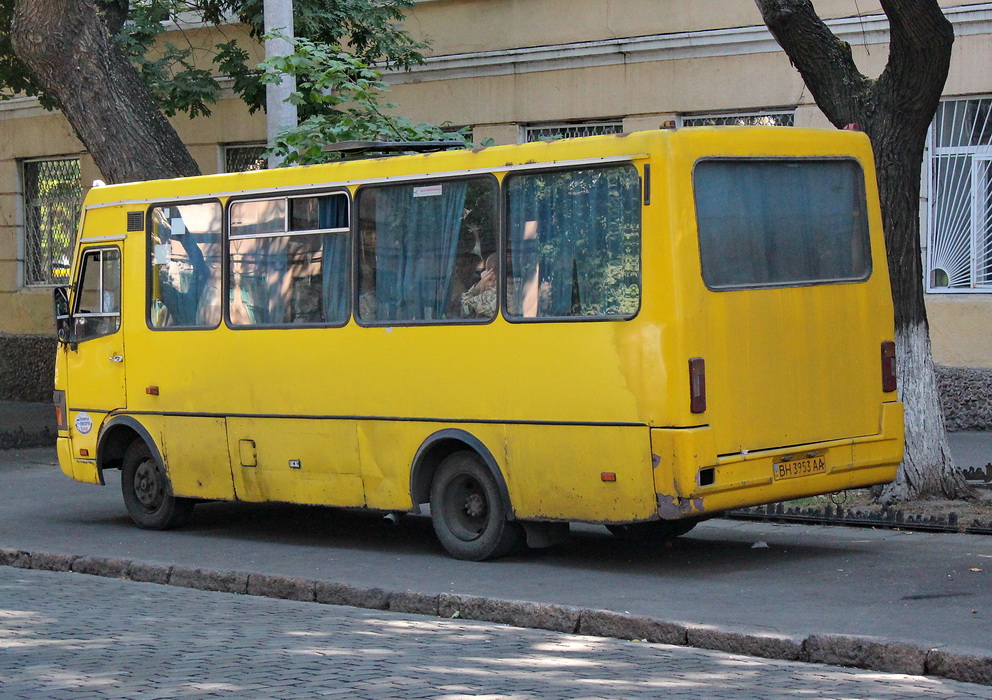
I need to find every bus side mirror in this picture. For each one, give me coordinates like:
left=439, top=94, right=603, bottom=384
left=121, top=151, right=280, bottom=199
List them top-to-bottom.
left=53, top=286, right=72, bottom=345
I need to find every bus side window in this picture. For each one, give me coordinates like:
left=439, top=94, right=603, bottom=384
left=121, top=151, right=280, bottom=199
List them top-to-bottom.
left=505, top=165, right=641, bottom=320
left=148, top=203, right=222, bottom=329
left=73, top=248, right=121, bottom=342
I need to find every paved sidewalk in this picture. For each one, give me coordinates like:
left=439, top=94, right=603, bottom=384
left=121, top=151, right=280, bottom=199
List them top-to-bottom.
left=2, top=566, right=991, bottom=699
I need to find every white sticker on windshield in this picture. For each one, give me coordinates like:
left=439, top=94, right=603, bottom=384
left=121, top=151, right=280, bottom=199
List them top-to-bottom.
left=413, top=184, right=443, bottom=198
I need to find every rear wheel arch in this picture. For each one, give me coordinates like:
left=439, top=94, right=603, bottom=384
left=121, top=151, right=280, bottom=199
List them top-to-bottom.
left=409, top=429, right=512, bottom=517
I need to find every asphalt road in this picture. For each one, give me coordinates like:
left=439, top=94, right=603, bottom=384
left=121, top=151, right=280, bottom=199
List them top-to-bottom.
left=2, top=446, right=991, bottom=660
left=3, top=565, right=991, bottom=699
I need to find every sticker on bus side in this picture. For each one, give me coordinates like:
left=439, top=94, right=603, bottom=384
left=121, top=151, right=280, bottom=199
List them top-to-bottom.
left=74, top=412, right=93, bottom=435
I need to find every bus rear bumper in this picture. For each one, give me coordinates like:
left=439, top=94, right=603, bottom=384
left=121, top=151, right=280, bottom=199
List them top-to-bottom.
left=651, top=401, right=904, bottom=518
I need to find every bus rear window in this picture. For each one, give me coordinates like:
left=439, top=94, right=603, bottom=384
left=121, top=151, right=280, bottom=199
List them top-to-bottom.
left=693, top=159, right=871, bottom=290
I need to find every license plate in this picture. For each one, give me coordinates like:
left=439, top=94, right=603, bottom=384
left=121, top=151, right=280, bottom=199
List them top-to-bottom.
left=773, top=455, right=826, bottom=480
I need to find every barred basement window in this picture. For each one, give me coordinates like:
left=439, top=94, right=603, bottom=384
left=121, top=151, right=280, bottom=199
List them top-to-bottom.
left=927, top=98, right=992, bottom=291
left=678, top=111, right=795, bottom=128
left=525, top=121, right=623, bottom=143
left=224, top=143, right=268, bottom=173
left=22, top=157, right=83, bottom=287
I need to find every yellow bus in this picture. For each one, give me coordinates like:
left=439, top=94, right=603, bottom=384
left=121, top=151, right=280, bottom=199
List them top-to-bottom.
left=52, top=128, right=904, bottom=560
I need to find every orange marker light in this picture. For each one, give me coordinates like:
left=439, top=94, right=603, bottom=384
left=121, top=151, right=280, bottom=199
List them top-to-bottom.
left=146, top=386, right=160, bottom=396
left=79, top=449, right=89, bottom=457
left=601, top=472, right=617, bottom=482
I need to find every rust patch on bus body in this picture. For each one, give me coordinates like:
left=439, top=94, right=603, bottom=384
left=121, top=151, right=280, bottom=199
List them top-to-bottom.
left=657, top=493, right=704, bottom=519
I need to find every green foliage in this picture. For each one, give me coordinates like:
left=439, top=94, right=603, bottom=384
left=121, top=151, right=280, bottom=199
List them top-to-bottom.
left=0, top=0, right=427, bottom=119
left=260, top=34, right=469, bottom=166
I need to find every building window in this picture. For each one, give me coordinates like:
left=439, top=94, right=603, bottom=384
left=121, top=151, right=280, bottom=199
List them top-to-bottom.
left=927, top=98, right=992, bottom=291
left=678, top=111, right=795, bottom=127
left=524, top=121, right=623, bottom=143
left=224, top=143, right=268, bottom=173
left=22, top=157, right=83, bottom=286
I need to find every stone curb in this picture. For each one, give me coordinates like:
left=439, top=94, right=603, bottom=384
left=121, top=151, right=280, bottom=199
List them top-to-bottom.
left=1, top=547, right=990, bottom=687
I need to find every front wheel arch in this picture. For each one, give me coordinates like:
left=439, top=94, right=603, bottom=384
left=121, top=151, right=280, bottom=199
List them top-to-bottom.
left=96, top=415, right=161, bottom=484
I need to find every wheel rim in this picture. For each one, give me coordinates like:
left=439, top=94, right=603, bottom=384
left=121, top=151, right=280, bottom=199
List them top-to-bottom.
left=133, top=458, right=165, bottom=513
left=441, top=473, right=489, bottom=542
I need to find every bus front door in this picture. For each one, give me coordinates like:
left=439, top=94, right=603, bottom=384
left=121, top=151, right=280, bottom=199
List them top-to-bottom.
left=66, top=247, right=126, bottom=456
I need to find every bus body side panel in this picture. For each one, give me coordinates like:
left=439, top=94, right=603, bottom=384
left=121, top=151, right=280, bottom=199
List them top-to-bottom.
left=159, top=415, right=236, bottom=500
left=226, top=417, right=364, bottom=506
left=356, top=421, right=656, bottom=522
left=358, top=421, right=507, bottom=511
left=502, top=424, right=656, bottom=522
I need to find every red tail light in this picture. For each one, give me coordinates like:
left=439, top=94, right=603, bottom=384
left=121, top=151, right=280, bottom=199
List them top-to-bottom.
left=881, top=341, right=897, bottom=393
left=689, top=357, right=706, bottom=413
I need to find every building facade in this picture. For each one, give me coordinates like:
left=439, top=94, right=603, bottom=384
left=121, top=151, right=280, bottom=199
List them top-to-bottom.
left=2, top=0, right=991, bottom=376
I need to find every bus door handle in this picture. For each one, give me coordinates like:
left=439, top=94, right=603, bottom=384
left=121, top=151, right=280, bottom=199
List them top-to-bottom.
left=109, top=355, right=123, bottom=363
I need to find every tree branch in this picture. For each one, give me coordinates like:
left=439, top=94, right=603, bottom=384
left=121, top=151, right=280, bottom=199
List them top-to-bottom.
left=754, top=0, right=872, bottom=127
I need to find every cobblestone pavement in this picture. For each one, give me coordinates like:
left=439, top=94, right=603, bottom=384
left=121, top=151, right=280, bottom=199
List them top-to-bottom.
left=1, top=568, right=990, bottom=700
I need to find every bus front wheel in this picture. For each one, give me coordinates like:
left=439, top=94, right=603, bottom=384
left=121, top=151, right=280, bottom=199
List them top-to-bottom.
left=120, top=440, right=194, bottom=530
left=429, top=451, right=522, bottom=561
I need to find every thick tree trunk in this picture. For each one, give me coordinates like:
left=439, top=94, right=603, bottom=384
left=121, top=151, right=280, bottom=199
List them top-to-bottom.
left=11, top=0, right=200, bottom=183
left=755, top=0, right=973, bottom=502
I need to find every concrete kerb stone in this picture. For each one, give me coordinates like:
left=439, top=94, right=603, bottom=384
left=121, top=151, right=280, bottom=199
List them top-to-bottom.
left=0, top=547, right=31, bottom=568
left=1, top=550, right=991, bottom=687
left=27, top=551, right=78, bottom=572
left=71, top=555, right=131, bottom=579
left=127, top=561, right=172, bottom=585
left=168, top=565, right=249, bottom=595
left=247, top=573, right=316, bottom=602
left=316, top=581, right=390, bottom=609
left=439, top=593, right=580, bottom=633
left=579, top=608, right=688, bottom=646
left=686, top=625, right=804, bottom=661
left=803, top=634, right=928, bottom=676
left=926, top=648, right=992, bottom=686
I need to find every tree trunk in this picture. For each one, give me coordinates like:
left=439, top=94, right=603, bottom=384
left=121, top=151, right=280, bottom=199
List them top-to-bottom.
left=11, top=0, right=200, bottom=183
left=754, top=0, right=973, bottom=502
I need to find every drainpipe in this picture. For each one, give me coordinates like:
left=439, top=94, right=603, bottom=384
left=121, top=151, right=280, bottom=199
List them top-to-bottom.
left=264, top=0, right=298, bottom=168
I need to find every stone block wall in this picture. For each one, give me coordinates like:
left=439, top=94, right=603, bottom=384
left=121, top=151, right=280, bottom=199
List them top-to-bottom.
left=0, top=333, right=56, bottom=402
left=936, top=366, right=992, bottom=432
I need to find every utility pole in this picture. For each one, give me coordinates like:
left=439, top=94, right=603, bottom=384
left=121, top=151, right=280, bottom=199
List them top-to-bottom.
left=264, top=0, right=298, bottom=168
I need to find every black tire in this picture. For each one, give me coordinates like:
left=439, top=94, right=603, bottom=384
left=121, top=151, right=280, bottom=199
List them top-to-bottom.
left=120, top=440, right=194, bottom=530
left=429, top=451, right=522, bottom=561
left=606, top=519, right=698, bottom=541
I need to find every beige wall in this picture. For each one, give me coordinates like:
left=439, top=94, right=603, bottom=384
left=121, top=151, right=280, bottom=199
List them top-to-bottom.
left=408, top=0, right=890, bottom=55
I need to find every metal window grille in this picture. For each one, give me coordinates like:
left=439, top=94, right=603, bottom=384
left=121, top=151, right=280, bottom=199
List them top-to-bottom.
left=927, top=98, right=992, bottom=292
left=678, top=111, right=795, bottom=127
left=525, top=121, right=623, bottom=143
left=224, top=144, right=268, bottom=173
left=22, top=157, right=82, bottom=287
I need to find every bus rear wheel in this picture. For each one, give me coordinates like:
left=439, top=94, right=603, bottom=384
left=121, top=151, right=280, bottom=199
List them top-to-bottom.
left=120, top=440, right=194, bottom=530
left=429, top=451, right=522, bottom=561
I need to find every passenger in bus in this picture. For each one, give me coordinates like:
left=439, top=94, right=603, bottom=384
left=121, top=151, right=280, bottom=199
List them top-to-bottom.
left=448, top=252, right=483, bottom=317
left=461, top=253, right=499, bottom=318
